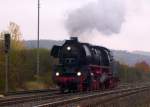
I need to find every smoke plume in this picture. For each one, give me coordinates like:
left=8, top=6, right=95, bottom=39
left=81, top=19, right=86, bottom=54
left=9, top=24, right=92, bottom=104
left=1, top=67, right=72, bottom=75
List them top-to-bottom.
left=65, top=0, right=125, bottom=37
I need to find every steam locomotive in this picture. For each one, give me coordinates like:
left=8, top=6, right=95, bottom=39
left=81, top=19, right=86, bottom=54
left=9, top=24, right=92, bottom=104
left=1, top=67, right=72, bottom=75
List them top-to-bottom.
left=51, top=37, right=118, bottom=92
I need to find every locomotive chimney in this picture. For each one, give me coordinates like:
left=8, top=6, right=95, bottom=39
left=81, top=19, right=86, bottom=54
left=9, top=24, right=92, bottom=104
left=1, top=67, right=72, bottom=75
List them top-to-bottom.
left=70, top=37, right=78, bottom=42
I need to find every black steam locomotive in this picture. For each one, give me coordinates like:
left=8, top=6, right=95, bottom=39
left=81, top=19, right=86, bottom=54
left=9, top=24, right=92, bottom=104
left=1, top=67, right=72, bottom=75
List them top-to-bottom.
left=51, top=37, right=118, bottom=92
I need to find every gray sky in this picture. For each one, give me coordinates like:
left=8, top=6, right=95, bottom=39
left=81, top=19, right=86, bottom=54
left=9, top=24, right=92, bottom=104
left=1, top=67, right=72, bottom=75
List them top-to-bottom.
left=0, top=0, right=150, bottom=52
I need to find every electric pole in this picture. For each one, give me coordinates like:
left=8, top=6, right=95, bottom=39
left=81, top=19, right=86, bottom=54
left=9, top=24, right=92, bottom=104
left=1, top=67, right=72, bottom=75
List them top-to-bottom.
left=37, top=0, right=40, bottom=78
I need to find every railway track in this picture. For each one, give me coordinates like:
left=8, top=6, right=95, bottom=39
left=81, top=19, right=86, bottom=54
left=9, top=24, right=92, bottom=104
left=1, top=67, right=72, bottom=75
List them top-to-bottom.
left=0, top=83, right=150, bottom=107
left=36, top=83, right=150, bottom=107
left=0, top=88, right=97, bottom=107
left=0, top=89, right=59, bottom=107
left=0, top=89, right=58, bottom=98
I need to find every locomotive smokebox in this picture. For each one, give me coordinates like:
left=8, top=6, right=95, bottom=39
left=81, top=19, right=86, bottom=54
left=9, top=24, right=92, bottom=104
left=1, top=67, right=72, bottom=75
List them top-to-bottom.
left=70, top=37, right=78, bottom=42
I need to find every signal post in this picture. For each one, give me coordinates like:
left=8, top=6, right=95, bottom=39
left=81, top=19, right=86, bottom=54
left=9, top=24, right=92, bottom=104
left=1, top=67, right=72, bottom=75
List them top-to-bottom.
left=4, top=33, right=11, bottom=94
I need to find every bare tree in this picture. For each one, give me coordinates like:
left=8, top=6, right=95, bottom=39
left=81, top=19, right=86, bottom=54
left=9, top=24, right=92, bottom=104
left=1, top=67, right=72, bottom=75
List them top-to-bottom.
left=8, top=22, right=22, bottom=41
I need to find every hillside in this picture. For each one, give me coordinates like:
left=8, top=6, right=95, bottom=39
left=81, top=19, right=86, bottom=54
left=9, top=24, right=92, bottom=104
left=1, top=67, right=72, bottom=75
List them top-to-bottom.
left=24, top=40, right=150, bottom=66
left=24, top=40, right=64, bottom=49
left=113, top=50, right=150, bottom=66
left=132, top=51, right=150, bottom=56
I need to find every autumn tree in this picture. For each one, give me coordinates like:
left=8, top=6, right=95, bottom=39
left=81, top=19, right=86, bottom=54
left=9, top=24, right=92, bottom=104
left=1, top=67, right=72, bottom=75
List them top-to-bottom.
left=0, top=22, right=26, bottom=92
left=0, top=22, right=56, bottom=92
left=8, top=22, right=25, bottom=49
left=0, top=32, right=5, bottom=92
left=116, top=61, right=150, bottom=83
left=135, top=61, right=150, bottom=72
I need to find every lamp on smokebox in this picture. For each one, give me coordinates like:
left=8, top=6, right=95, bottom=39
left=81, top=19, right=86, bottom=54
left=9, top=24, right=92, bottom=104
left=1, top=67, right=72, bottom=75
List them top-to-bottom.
left=67, top=46, right=71, bottom=51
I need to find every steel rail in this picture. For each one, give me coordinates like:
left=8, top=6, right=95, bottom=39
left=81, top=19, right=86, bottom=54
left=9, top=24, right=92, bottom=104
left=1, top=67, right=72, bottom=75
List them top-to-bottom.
left=0, top=83, right=149, bottom=107
left=35, top=84, right=150, bottom=107
left=0, top=85, right=125, bottom=106
left=0, top=89, right=101, bottom=106
left=4, top=89, right=58, bottom=96
left=0, top=90, right=59, bottom=106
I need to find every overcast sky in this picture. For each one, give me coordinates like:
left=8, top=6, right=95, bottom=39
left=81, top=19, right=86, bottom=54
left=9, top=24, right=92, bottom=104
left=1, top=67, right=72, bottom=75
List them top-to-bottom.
left=0, top=0, right=150, bottom=52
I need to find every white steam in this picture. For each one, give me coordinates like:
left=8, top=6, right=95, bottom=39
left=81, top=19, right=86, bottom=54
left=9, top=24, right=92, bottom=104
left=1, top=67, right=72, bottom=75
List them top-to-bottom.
left=65, top=0, right=126, bottom=37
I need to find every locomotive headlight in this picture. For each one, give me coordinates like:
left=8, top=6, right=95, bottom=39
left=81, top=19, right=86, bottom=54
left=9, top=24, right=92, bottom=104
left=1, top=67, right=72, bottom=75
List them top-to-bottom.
left=67, top=46, right=71, bottom=51
left=56, top=72, right=60, bottom=76
left=77, top=72, right=81, bottom=76
left=91, top=73, right=94, bottom=76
